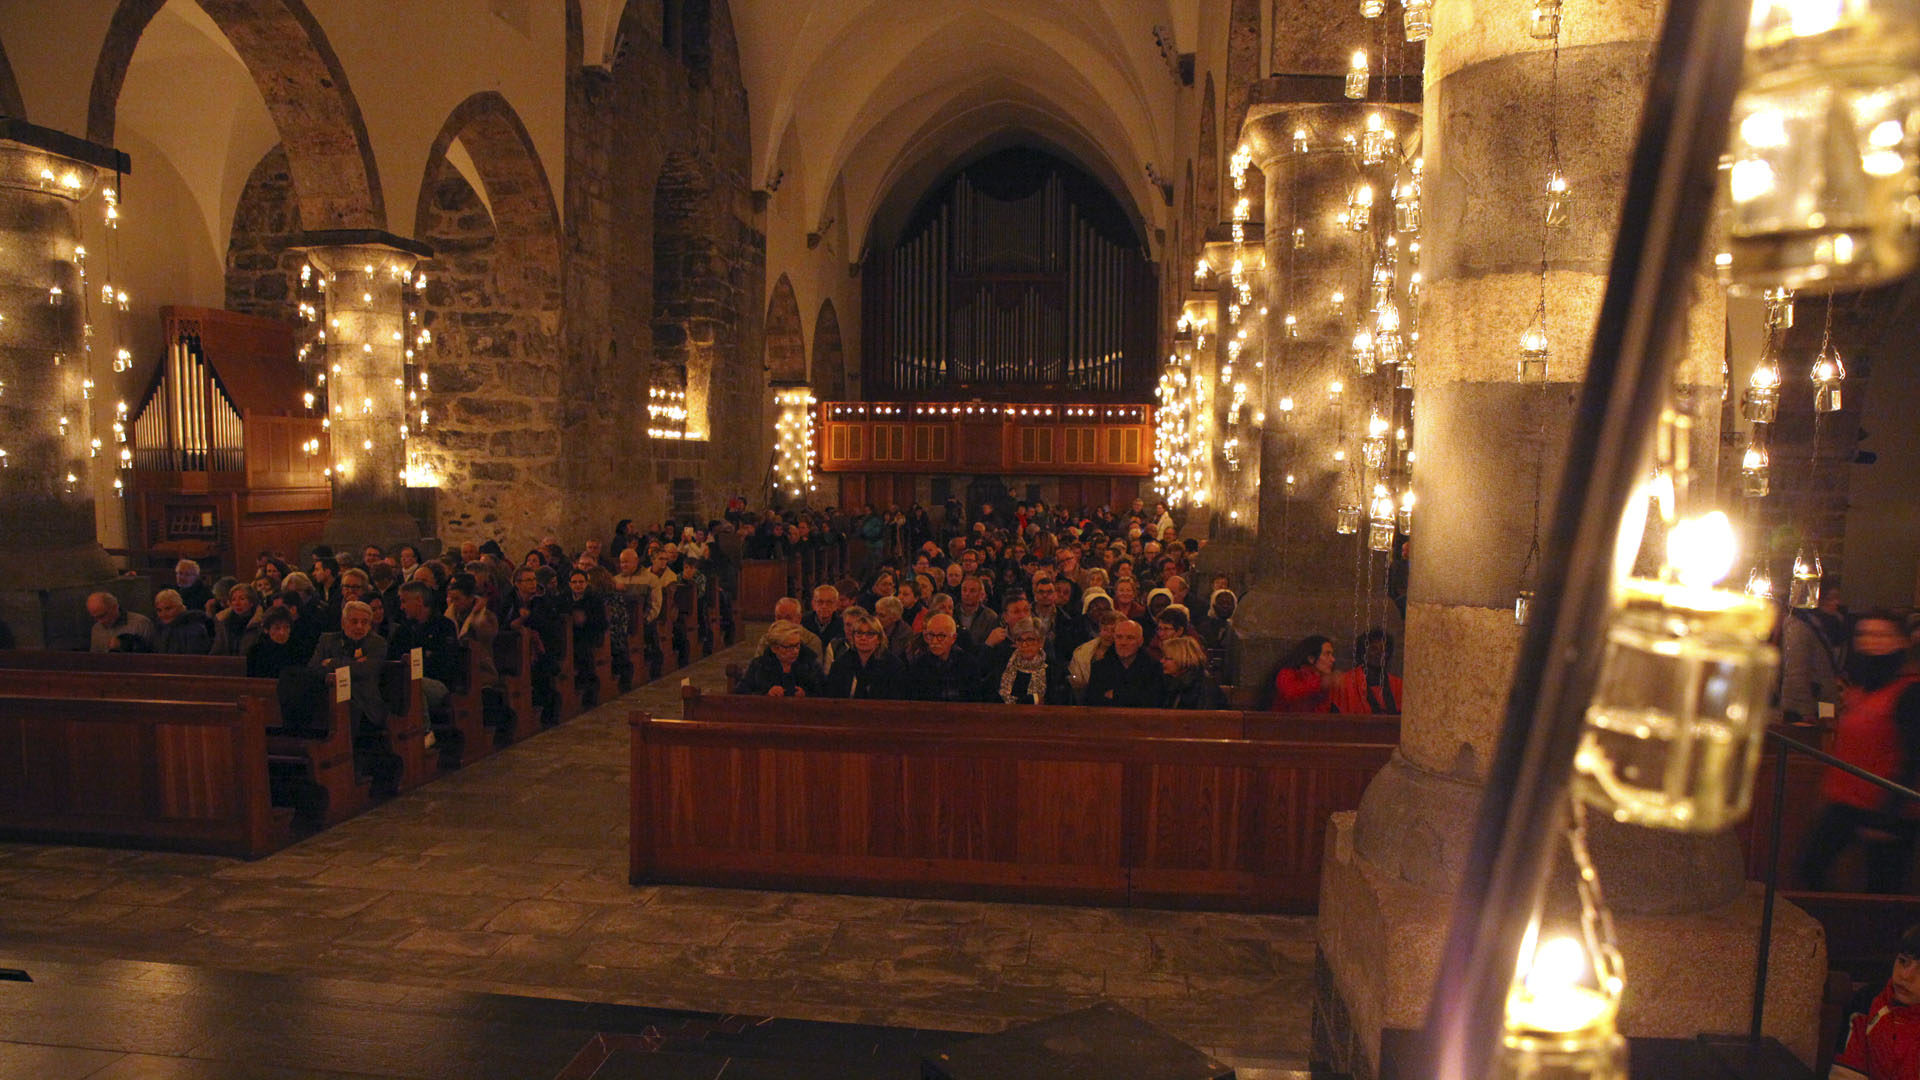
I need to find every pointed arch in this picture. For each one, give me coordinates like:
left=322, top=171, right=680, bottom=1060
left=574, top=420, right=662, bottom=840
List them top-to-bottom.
left=88, top=0, right=384, bottom=229
left=0, top=32, right=24, bottom=120
left=416, top=92, right=561, bottom=263
left=765, top=274, right=807, bottom=384
left=811, top=299, right=845, bottom=400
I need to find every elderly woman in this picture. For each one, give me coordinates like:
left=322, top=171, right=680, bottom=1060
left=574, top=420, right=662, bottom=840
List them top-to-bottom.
left=211, top=581, right=264, bottom=656
left=152, top=589, right=213, bottom=655
left=874, top=594, right=914, bottom=657
left=826, top=613, right=906, bottom=699
left=997, top=617, right=1067, bottom=705
left=737, top=620, right=826, bottom=697
left=1161, top=636, right=1228, bottom=710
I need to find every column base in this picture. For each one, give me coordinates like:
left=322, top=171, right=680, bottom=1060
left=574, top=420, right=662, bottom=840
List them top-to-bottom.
left=1313, top=811, right=1828, bottom=1079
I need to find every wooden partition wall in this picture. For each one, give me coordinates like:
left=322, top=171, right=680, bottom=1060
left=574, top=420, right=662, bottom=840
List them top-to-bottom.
left=631, top=692, right=1398, bottom=913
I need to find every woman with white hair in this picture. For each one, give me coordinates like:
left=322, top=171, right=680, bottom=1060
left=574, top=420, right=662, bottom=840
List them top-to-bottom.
left=997, top=617, right=1067, bottom=705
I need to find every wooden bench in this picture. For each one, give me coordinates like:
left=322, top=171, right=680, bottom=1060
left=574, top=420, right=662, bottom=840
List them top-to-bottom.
left=736, top=558, right=787, bottom=620
left=669, top=581, right=702, bottom=667
left=491, top=626, right=539, bottom=744
left=439, top=644, right=492, bottom=769
left=0, top=652, right=366, bottom=827
left=631, top=688, right=1399, bottom=913
left=0, top=691, right=284, bottom=858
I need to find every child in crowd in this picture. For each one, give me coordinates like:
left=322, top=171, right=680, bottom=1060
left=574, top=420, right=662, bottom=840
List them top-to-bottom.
left=1832, top=923, right=1920, bottom=1079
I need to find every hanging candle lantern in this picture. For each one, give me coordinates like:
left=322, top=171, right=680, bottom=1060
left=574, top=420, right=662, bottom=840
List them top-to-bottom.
left=1361, top=0, right=1384, bottom=16
left=1404, top=0, right=1432, bottom=41
left=1530, top=0, right=1563, bottom=39
left=1724, top=1, right=1920, bottom=292
left=1346, top=50, right=1370, bottom=100
left=1362, top=113, right=1394, bottom=165
left=1293, top=128, right=1310, bottom=154
left=1394, top=170, right=1422, bottom=234
left=1545, top=170, right=1571, bottom=228
left=1347, top=183, right=1374, bottom=230
left=1292, top=226, right=1307, bottom=249
left=1371, top=261, right=1396, bottom=309
left=1763, top=287, right=1795, bottom=329
left=1375, top=301, right=1404, bottom=366
left=1520, top=317, right=1551, bottom=380
left=1352, top=327, right=1378, bottom=375
left=1811, top=344, right=1846, bottom=412
left=1741, top=356, right=1781, bottom=422
left=1398, top=358, right=1416, bottom=389
left=1328, top=379, right=1344, bottom=407
left=1363, top=411, right=1390, bottom=469
left=1740, top=441, right=1771, bottom=497
left=1369, top=485, right=1398, bottom=551
left=1397, top=489, right=1415, bottom=533
left=1336, top=503, right=1363, bottom=535
left=1574, top=512, right=1779, bottom=832
left=1789, top=545, right=1822, bottom=609
left=1745, top=565, right=1775, bottom=600
left=1516, top=590, right=1535, bottom=625
left=1501, top=917, right=1627, bottom=1080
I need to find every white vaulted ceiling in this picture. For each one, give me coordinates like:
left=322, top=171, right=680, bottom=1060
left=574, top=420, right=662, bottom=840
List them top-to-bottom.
left=724, top=0, right=1201, bottom=257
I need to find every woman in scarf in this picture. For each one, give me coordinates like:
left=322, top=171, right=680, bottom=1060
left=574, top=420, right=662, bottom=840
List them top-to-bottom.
left=997, top=617, right=1068, bottom=706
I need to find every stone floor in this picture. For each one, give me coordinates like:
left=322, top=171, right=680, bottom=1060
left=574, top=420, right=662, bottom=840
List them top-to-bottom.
left=0, top=629, right=1319, bottom=1072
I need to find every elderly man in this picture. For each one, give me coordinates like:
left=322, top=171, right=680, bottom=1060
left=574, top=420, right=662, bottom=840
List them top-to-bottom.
left=633, top=545, right=677, bottom=623
left=174, top=559, right=213, bottom=613
left=802, top=585, right=844, bottom=650
left=152, top=588, right=212, bottom=655
left=87, top=592, right=154, bottom=653
left=758, top=597, right=824, bottom=658
left=309, top=599, right=390, bottom=733
left=907, top=613, right=982, bottom=702
left=1085, top=617, right=1162, bottom=708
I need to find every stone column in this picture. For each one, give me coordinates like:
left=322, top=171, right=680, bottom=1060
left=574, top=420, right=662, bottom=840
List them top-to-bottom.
left=1308, top=3, right=1822, bottom=1077
left=1232, top=98, right=1420, bottom=692
left=0, top=135, right=120, bottom=645
left=299, top=234, right=430, bottom=547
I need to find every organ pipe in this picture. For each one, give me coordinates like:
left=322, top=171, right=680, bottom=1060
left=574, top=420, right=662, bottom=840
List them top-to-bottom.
left=131, top=332, right=243, bottom=473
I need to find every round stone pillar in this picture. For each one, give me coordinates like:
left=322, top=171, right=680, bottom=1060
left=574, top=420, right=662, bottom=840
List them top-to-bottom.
left=1307, top=3, right=1821, bottom=1077
left=0, top=141, right=111, bottom=593
left=302, top=242, right=424, bottom=547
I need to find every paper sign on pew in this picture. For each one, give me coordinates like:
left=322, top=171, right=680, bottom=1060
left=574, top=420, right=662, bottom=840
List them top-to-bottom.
left=410, top=648, right=423, bottom=680
left=335, top=666, right=350, bottom=702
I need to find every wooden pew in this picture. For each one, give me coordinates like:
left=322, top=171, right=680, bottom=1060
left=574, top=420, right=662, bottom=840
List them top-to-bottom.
left=736, top=558, right=787, bottom=620
left=651, top=585, right=681, bottom=678
left=553, top=619, right=582, bottom=722
left=492, top=626, right=539, bottom=743
left=591, top=627, right=614, bottom=705
left=439, top=644, right=492, bottom=769
left=0, top=653, right=365, bottom=827
left=376, top=660, right=431, bottom=792
left=632, top=688, right=1399, bottom=913
left=0, top=690, right=284, bottom=858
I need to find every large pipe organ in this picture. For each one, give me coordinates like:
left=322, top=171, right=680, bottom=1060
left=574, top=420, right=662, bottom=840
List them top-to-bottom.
left=863, top=149, right=1158, bottom=399
left=127, top=308, right=331, bottom=574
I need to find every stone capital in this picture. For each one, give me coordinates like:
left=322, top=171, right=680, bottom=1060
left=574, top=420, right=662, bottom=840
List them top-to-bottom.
left=1241, top=101, right=1421, bottom=173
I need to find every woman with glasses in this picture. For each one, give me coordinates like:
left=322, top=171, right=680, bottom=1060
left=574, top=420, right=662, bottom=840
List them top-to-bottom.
left=826, top=613, right=906, bottom=700
left=738, top=620, right=826, bottom=697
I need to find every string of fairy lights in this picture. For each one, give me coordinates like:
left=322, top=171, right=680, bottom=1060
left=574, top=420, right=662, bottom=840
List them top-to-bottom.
left=0, top=158, right=130, bottom=504
left=294, top=255, right=432, bottom=488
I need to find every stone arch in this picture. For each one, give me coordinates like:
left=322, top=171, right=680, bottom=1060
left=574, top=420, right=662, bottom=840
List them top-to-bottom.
left=88, top=0, right=384, bottom=229
left=1224, top=0, right=1261, bottom=143
left=0, top=33, right=24, bottom=120
left=1197, top=74, right=1218, bottom=231
left=412, top=92, right=565, bottom=545
left=225, top=144, right=304, bottom=321
left=651, top=150, right=719, bottom=435
left=765, top=274, right=806, bottom=384
left=811, top=299, right=845, bottom=400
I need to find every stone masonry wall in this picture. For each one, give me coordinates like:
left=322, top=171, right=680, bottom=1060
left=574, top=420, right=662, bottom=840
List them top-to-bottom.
left=225, top=144, right=304, bottom=323
left=415, top=162, right=566, bottom=549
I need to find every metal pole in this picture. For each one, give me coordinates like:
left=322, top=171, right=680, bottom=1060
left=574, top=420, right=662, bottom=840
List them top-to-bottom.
left=1423, top=3, right=1751, bottom=1077
left=1751, top=734, right=1790, bottom=1043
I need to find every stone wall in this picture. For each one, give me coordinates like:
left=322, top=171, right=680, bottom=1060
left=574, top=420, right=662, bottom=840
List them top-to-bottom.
left=225, top=144, right=303, bottom=323
left=414, top=162, right=565, bottom=548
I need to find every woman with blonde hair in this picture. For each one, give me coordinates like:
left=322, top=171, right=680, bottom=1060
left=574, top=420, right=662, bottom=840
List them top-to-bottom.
left=1160, top=635, right=1227, bottom=710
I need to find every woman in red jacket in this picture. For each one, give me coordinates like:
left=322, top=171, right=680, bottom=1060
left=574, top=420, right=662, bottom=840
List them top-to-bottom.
left=1274, top=634, right=1337, bottom=712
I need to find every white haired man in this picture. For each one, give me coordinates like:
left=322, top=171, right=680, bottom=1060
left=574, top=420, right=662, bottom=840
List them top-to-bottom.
left=86, top=592, right=154, bottom=653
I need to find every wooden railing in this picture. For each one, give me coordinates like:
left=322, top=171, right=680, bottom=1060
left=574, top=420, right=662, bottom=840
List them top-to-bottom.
left=629, top=688, right=1399, bottom=913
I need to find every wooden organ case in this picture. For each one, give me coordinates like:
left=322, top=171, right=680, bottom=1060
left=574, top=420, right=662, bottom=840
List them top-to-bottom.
left=128, top=307, right=330, bottom=574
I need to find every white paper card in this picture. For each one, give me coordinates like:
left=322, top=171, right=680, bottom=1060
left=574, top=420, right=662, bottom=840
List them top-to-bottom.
left=410, top=647, right=424, bottom=680
left=335, top=666, right=351, bottom=702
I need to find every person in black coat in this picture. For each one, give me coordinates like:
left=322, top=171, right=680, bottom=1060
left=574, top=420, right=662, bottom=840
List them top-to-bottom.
left=508, top=566, right=566, bottom=723
left=566, top=568, right=608, bottom=705
left=387, top=581, right=462, bottom=723
left=151, top=589, right=213, bottom=655
left=247, top=608, right=305, bottom=679
left=907, top=613, right=983, bottom=702
left=826, top=614, right=906, bottom=700
left=1085, top=618, right=1162, bottom=708
left=738, top=621, right=826, bottom=697
left=1160, top=636, right=1228, bottom=710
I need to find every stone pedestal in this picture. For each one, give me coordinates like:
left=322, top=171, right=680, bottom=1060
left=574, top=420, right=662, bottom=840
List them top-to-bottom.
left=1306, top=0, right=1822, bottom=1073
left=298, top=235, right=430, bottom=549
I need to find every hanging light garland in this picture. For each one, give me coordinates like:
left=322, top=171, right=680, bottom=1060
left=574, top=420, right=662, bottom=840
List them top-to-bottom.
left=772, top=386, right=817, bottom=501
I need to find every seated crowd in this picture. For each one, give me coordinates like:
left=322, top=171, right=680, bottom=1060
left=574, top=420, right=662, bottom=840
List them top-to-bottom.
left=73, top=495, right=1403, bottom=721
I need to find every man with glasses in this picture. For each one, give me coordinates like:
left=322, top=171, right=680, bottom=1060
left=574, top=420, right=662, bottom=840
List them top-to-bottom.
left=907, top=613, right=983, bottom=702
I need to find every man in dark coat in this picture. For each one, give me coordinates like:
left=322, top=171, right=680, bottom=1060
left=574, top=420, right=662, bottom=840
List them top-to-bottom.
left=387, top=581, right=461, bottom=724
left=908, top=613, right=983, bottom=702
left=1085, top=618, right=1162, bottom=707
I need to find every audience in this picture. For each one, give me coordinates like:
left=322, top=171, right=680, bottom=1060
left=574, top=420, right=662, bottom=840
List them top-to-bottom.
left=826, top=613, right=905, bottom=699
left=739, top=620, right=825, bottom=697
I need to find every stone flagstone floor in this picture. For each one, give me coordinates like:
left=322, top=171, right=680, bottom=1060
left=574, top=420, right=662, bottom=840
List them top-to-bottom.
left=0, top=628, right=1318, bottom=1069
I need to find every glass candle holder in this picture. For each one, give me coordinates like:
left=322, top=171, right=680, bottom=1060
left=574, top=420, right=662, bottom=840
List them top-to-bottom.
left=1361, top=0, right=1384, bottom=16
left=1404, top=0, right=1432, bottom=42
left=1530, top=0, right=1564, bottom=40
left=1724, top=1, right=1920, bottom=292
left=1346, top=51, right=1369, bottom=100
left=1362, top=114, right=1394, bottom=165
left=1545, top=171, right=1572, bottom=228
left=1348, top=184, right=1374, bottom=230
left=1763, top=286, right=1795, bottom=329
left=1520, top=320, right=1552, bottom=380
left=1352, top=328, right=1378, bottom=374
left=1376, top=329, right=1404, bottom=367
left=1812, top=345, right=1846, bottom=411
left=1398, top=359, right=1416, bottom=389
left=1741, top=362, right=1781, bottom=422
left=1741, top=443, right=1771, bottom=496
left=1336, top=504, right=1362, bottom=534
left=1789, top=545, right=1822, bottom=608
left=1573, top=579, right=1778, bottom=832
left=1516, top=589, right=1535, bottom=626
